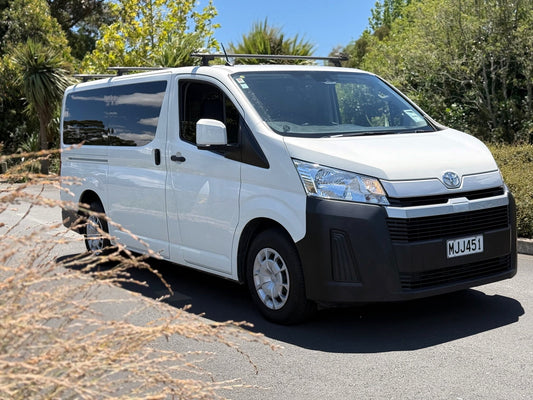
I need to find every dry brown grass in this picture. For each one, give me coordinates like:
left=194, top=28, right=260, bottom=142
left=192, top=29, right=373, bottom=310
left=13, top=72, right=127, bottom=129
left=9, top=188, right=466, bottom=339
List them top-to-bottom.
left=0, top=153, right=270, bottom=399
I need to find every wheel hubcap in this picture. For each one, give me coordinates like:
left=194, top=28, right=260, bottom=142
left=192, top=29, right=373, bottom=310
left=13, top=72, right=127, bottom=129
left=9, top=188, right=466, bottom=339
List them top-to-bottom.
left=86, top=214, right=104, bottom=252
left=253, top=248, right=290, bottom=310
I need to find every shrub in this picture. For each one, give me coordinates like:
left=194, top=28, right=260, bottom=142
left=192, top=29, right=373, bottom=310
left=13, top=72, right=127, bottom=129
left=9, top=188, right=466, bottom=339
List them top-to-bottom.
left=489, top=143, right=533, bottom=238
left=0, top=171, right=265, bottom=399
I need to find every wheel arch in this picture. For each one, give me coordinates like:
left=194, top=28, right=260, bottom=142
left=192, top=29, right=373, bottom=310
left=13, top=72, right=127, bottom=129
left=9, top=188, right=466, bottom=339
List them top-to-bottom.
left=79, top=190, right=103, bottom=211
left=236, top=218, right=295, bottom=283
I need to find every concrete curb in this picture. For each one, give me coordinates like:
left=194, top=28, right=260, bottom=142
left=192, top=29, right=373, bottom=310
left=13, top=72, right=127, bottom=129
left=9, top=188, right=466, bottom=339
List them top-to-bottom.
left=518, top=238, right=533, bottom=256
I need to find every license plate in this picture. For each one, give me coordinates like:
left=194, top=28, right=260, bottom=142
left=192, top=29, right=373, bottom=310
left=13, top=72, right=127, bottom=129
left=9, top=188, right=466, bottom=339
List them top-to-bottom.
left=446, top=235, right=484, bottom=258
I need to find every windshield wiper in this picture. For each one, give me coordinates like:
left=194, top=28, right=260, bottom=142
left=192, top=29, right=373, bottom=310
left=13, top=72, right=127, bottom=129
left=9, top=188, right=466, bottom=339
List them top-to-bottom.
left=329, top=127, right=434, bottom=138
left=328, top=131, right=392, bottom=138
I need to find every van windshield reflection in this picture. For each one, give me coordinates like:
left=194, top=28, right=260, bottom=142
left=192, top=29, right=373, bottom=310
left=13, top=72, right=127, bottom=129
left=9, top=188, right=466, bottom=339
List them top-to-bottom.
left=232, top=71, right=434, bottom=137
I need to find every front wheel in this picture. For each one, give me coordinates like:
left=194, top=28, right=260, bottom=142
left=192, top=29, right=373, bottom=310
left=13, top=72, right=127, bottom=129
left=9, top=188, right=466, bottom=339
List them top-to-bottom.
left=246, top=228, right=316, bottom=324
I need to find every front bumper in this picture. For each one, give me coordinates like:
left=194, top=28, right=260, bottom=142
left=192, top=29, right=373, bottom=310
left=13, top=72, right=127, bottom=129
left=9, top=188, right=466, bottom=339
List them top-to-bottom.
left=295, top=195, right=517, bottom=304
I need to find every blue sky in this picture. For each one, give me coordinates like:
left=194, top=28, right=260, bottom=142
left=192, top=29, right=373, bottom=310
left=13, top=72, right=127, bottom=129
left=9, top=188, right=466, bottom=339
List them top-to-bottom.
left=211, top=0, right=377, bottom=55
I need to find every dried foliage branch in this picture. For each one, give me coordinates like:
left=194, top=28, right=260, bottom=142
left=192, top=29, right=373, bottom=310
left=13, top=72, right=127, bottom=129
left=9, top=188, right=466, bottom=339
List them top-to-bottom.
left=0, top=159, right=271, bottom=399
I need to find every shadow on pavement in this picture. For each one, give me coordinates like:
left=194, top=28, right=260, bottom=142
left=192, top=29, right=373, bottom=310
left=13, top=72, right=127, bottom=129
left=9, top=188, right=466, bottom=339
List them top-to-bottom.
left=60, top=253, right=524, bottom=354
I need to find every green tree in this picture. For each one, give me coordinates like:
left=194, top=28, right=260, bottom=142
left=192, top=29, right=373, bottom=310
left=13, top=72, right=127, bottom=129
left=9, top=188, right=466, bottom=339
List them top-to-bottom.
left=0, top=0, right=10, bottom=46
left=1, top=0, right=71, bottom=154
left=1, top=0, right=70, bottom=56
left=46, top=0, right=115, bottom=60
left=81, top=0, right=219, bottom=72
left=342, top=0, right=414, bottom=68
left=355, top=0, right=533, bottom=143
left=369, top=0, right=413, bottom=32
left=229, top=19, right=315, bottom=64
left=341, top=30, right=377, bottom=68
left=155, top=32, right=204, bottom=67
left=12, top=40, right=73, bottom=174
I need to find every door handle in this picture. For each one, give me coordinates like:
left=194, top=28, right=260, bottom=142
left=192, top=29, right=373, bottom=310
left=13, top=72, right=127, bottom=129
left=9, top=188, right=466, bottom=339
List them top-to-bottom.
left=171, top=153, right=186, bottom=162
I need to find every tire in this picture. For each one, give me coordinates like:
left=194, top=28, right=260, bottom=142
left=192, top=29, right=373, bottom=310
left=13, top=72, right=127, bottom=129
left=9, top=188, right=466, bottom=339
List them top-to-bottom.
left=84, top=200, right=111, bottom=253
left=246, top=228, right=316, bottom=324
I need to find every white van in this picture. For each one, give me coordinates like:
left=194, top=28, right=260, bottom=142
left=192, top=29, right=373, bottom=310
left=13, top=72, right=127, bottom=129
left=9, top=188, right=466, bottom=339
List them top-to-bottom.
left=60, top=58, right=517, bottom=323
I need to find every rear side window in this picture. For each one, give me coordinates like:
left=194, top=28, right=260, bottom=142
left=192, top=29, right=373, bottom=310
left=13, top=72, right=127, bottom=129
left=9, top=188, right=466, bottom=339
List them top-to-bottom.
left=63, top=80, right=167, bottom=146
left=108, top=81, right=167, bottom=146
left=63, top=87, right=108, bottom=145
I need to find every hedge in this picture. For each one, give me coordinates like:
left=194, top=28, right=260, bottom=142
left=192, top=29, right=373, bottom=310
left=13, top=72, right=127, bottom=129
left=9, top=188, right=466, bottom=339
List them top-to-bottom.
left=489, top=144, right=533, bottom=239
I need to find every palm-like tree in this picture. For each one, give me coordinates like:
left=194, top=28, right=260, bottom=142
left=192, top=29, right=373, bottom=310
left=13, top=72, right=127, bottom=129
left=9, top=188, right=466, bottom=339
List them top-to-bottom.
left=229, top=19, right=315, bottom=64
left=155, top=33, right=204, bottom=67
left=12, top=39, right=72, bottom=174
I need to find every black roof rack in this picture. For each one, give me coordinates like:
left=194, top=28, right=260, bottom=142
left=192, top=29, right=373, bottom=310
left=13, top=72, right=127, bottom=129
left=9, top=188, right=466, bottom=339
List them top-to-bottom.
left=191, top=53, right=349, bottom=67
left=73, top=54, right=349, bottom=82
left=107, top=66, right=168, bottom=75
left=73, top=67, right=168, bottom=82
left=73, top=73, right=116, bottom=82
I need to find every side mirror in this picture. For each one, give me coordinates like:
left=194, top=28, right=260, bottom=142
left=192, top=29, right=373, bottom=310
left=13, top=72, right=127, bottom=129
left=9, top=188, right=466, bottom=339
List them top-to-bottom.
left=196, top=119, right=227, bottom=147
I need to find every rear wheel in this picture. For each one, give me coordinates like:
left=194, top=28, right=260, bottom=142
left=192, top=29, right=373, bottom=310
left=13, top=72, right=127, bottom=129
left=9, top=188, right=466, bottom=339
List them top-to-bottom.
left=84, top=201, right=110, bottom=253
left=246, top=228, right=316, bottom=324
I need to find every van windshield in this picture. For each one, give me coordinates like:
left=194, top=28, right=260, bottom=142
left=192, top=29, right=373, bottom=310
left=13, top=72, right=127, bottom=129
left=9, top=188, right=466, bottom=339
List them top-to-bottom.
left=232, top=71, right=434, bottom=137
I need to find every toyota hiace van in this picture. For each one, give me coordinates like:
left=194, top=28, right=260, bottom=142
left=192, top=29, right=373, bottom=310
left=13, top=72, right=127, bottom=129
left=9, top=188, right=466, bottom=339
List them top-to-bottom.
left=61, top=56, right=517, bottom=323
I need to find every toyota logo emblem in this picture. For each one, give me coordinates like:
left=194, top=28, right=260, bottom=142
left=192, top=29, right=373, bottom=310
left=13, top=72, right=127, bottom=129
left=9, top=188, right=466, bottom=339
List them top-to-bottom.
left=442, top=171, right=461, bottom=189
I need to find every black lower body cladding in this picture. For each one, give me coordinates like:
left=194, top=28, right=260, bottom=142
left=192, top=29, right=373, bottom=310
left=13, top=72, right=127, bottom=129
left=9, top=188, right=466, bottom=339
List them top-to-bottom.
left=296, top=195, right=517, bottom=304
left=62, top=208, right=81, bottom=232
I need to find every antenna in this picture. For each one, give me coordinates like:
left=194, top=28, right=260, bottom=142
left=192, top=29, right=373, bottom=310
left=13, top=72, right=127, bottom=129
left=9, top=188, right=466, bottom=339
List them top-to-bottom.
left=220, top=43, right=233, bottom=66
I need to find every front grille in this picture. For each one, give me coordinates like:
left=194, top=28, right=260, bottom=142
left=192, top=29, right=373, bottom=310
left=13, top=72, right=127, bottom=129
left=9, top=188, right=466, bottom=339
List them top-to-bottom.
left=388, top=187, right=504, bottom=207
left=387, top=206, right=509, bottom=243
left=399, top=255, right=512, bottom=290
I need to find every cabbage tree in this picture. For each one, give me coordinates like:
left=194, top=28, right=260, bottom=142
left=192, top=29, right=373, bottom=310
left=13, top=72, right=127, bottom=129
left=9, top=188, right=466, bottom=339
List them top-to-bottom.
left=13, top=40, right=72, bottom=174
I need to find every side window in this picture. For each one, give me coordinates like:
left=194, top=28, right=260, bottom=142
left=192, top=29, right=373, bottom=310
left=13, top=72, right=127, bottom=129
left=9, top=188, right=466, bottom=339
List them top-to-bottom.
left=62, top=80, right=167, bottom=147
left=109, top=81, right=167, bottom=146
left=179, top=81, right=239, bottom=145
left=63, top=87, right=109, bottom=145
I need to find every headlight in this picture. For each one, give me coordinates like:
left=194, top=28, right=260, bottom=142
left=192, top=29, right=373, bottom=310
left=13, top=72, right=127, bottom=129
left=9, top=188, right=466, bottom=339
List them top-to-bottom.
left=293, top=159, right=389, bottom=205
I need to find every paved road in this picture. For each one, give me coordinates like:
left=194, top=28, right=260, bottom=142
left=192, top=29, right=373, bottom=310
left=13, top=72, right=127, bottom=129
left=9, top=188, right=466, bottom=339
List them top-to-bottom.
left=2, top=183, right=532, bottom=399
left=117, top=254, right=533, bottom=400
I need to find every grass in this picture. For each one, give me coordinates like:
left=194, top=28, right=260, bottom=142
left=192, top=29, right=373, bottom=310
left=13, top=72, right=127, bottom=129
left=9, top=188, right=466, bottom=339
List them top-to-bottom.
left=0, top=162, right=270, bottom=399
